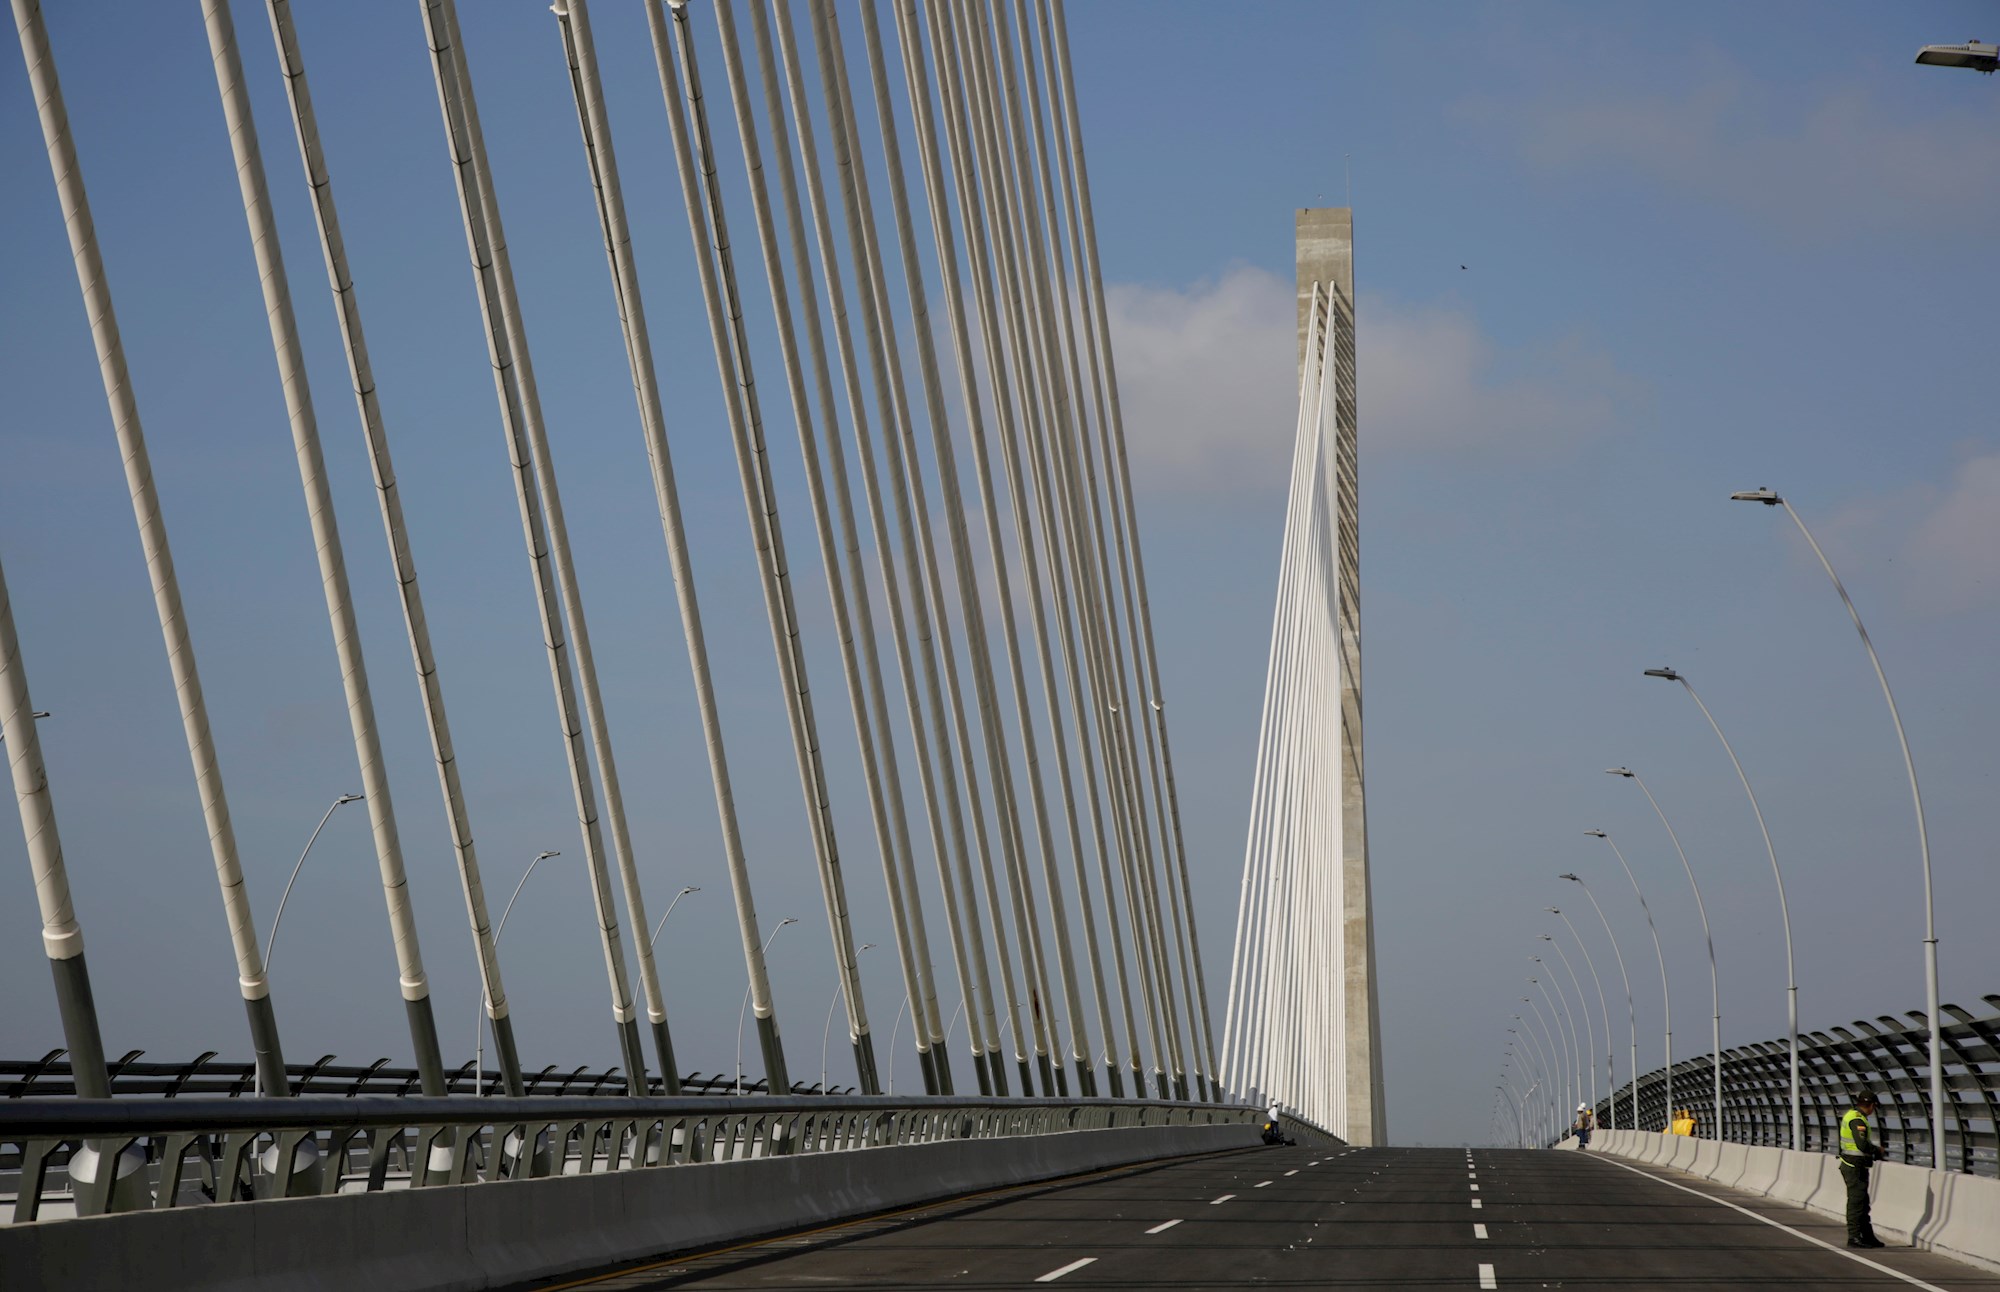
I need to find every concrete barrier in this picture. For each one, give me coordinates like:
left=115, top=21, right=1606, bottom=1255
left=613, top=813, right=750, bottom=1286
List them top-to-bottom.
left=0, top=1121, right=1261, bottom=1292
left=1580, top=1130, right=2000, bottom=1275
left=1711, top=1140, right=1746, bottom=1188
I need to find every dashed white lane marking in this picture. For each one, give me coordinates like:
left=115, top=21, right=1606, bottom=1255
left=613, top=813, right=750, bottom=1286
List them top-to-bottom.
left=1594, top=1155, right=1955, bottom=1292
left=1307, top=1161, right=1319, bottom=1166
left=1283, top=1169, right=1299, bottom=1176
left=1467, top=1172, right=1477, bottom=1179
left=1254, top=1180, right=1272, bottom=1188
left=1469, top=1183, right=1479, bottom=1191
left=1210, top=1194, right=1236, bottom=1205
left=1471, top=1198, right=1484, bottom=1210
left=1145, top=1219, right=1183, bottom=1235
left=1474, top=1223, right=1489, bottom=1240
left=1036, top=1257, right=1097, bottom=1283
left=1478, top=1262, right=1498, bottom=1289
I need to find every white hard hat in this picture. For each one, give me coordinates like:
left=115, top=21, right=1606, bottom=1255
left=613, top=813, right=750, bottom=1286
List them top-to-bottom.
left=1578, top=1104, right=1588, bottom=1111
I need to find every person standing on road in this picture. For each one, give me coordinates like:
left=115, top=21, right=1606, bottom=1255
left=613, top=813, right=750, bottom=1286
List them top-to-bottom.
left=1839, top=1090, right=1889, bottom=1248
left=1573, top=1104, right=1593, bottom=1150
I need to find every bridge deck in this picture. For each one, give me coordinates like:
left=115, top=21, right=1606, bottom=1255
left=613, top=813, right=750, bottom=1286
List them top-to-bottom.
left=515, top=1145, right=2000, bottom=1290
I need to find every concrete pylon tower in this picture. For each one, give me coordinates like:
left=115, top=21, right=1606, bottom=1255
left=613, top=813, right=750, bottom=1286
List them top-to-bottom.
left=1296, top=208, right=1386, bottom=1145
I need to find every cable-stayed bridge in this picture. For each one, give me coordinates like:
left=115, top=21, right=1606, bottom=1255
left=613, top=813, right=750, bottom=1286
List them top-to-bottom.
left=6, top=0, right=1246, bottom=1115
left=5, top=3, right=1998, bottom=1290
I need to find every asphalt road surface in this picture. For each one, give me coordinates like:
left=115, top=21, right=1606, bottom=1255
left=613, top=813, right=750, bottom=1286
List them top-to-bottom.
left=520, top=1143, right=2000, bottom=1290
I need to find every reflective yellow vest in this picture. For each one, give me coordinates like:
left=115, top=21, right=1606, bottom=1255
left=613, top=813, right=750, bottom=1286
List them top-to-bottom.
left=1840, top=1108, right=1870, bottom=1159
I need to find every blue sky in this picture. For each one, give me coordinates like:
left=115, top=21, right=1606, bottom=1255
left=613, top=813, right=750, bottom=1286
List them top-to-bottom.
left=2, top=2, right=1994, bottom=1147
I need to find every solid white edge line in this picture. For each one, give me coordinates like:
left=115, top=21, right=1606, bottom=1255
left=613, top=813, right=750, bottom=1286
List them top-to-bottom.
left=1593, top=1155, right=1954, bottom=1292
left=1210, top=1194, right=1236, bottom=1205
left=1145, top=1218, right=1183, bottom=1235
left=1474, top=1223, right=1489, bottom=1240
left=1036, top=1256, right=1098, bottom=1283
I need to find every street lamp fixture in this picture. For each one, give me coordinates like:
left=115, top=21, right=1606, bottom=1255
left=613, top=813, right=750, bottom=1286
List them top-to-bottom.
left=1915, top=40, right=1997, bottom=73
left=0, top=710, right=50, bottom=739
left=649, top=885, right=700, bottom=948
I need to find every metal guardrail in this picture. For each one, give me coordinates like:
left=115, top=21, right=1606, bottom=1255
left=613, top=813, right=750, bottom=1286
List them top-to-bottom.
left=1583, top=994, right=2000, bottom=1177
left=1, top=1051, right=850, bottom=1100
left=0, top=1093, right=1258, bottom=1223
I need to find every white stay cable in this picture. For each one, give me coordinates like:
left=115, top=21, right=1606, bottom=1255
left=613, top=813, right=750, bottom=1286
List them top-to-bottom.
left=13, top=0, right=290, bottom=1096
left=201, top=0, right=447, bottom=1097
left=262, top=0, right=520, bottom=1095
left=418, top=0, right=647, bottom=1088
left=649, top=0, right=879, bottom=1100
left=708, top=0, right=930, bottom=1095
left=750, top=0, right=943, bottom=1094
left=764, top=0, right=958, bottom=1092
left=807, top=0, right=1001, bottom=1095
left=821, top=0, right=1006, bottom=1093
left=859, top=0, right=1064, bottom=1093
left=892, top=0, right=1075, bottom=1093
left=913, top=0, right=1075, bottom=1090
left=922, top=0, right=1146, bottom=1097
left=947, top=0, right=1104, bottom=1093
left=970, top=0, right=1142, bottom=1095
left=1001, top=0, right=1160, bottom=1095
left=1025, top=0, right=1205, bottom=1099
left=1046, top=0, right=1220, bottom=1089
left=1226, top=289, right=1335, bottom=1120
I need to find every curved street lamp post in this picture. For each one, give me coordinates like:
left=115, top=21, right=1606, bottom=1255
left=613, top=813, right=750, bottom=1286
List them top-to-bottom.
left=1733, top=487, right=1946, bottom=1169
left=1644, top=666, right=1801, bottom=1149
left=1608, top=769, right=1721, bottom=1139
left=262, top=793, right=365, bottom=977
left=1585, top=830, right=1673, bottom=1130
left=477, top=851, right=561, bottom=1098
left=1559, top=879, right=1637, bottom=1129
left=650, top=885, right=701, bottom=949
left=1549, top=905, right=1617, bottom=1129
left=738, top=919, right=798, bottom=1095
left=1541, top=935, right=1599, bottom=1113
left=822, top=943, right=876, bottom=1094
left=1530, top=973, right=1581, bottom=1119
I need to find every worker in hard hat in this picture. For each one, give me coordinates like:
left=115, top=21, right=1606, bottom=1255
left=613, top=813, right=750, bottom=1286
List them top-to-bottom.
left=1839, top=1090, right=1889, bottom=1248
left=1573, top=1103, right=1594, bottom=1150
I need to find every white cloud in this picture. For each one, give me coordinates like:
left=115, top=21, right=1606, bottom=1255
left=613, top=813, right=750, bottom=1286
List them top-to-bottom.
left=1472, top=75, right=2000, bottom=238
left=1104, top=265, right=1637, bottom=493
left=1814, top=452, right=2000, bottom=617
left=1906, top=454, right=2000, bottom=614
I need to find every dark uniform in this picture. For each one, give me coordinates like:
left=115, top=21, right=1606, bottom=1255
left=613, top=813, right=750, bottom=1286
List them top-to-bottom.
left=1839, top=1099, right=1888, bottom=1247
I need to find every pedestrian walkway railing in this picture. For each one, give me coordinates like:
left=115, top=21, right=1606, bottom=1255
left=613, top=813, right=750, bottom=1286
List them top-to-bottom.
left=1586, top=993, right=2000, bottom=1176
left=0, top=1052, right=844, bottom=1100
left=0, top=1093, right=1257, bottom=1222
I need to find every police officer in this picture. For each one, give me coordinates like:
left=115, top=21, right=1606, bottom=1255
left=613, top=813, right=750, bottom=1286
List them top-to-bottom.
left=1839, top=1090, right=1889, bottom=1248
